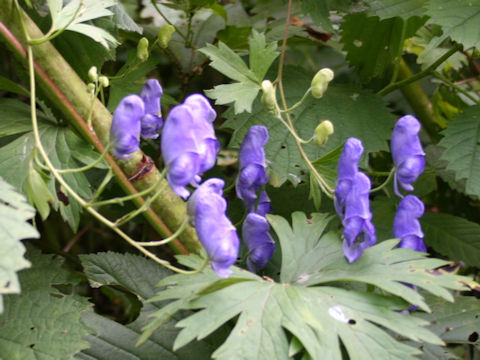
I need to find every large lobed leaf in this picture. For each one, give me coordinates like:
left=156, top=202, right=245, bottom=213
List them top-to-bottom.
left=365, top=0, right=428, bottom=20
left=426, top=0, right=480, bottom=51
left=200, top=30, right=279, bottom=113
left=223, top=66, right=395, bottom=186
left=438, top=105, right=480, bottom=198
left=0, top=177, right=38, bottom=313
left=142, top=212, right=479, bottom=360
left=0, top=249, right=91, bottom=359
left=78, top=252, right=222, bottom=360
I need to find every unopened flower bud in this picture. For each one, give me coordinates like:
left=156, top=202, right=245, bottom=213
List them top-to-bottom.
left=158, top=24, right=175, bottom=49
left=137, top=37, right=149, bottom=62
left=88, top=66, right=98, bottom=82
left=311, top=68, right=334, bottom=99
left=99, top=76, right=109, bottom=88
left=261, top=80, right=276, bottom=110
left=87, top=83, right=95, bottom=94
left=314, top=120, right=334, bottom=146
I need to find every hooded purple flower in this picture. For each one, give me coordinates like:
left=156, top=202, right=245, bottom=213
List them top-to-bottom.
left=140, top=79, right=163, bottom=139
left=110, top=94, right=144, bottom=159
left=161, top=94, right=218, bottom=199
left=391, top=115, right=425, bottom=194
left=236, top=126, right=269, bottom=212
left=335, top=138, right=364, bottom=217
left=342, top=172, right=376, bottom=263
left=187, top=178, right=240, bottom=277
left=255, top=190, right=272, bottom=216
left=393, top=195, right=426, bottom=252
left=242, top=213, right=275, bottom=273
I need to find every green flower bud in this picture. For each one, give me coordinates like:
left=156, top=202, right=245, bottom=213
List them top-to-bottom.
left=158, top=24, right=175, bottom=49
left=137, top=37, right=149, bottom=62
left=88, top=66, right=98, bottom=82
left=311, top=68, right=334, bottom=99
left=99, top=76, right=109, bottom=88
left=261, top=80, right=276, bottom=110
left=87, top=83, right=96, bottom=95
left=314, top=120, right=334, bottom=146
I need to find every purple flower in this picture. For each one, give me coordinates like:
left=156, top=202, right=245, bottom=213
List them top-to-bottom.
left=140, top=79, right=163, bottom=139
left=110, top=94, right=144, bottom=159
left=161, top=94, right=218, bottom=199
left=391, top=115, right=425, bottom=194
left=236, top=126, right=269, bottom=212
left=335, top=138, right=364, bottom=218
left=342, top=172, right=376, bottom=263
left=187, top=178, right=240, bottom=277
left=255, top=190, right=272, bottom=216
left=393, top=195, right=426, bottom=252
left=242, top=213, right=275, bottom=273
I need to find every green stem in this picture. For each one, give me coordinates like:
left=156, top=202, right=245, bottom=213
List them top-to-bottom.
left=0, top=2, right=198, bottom=254
left=378, top=43, right=462, bottom=97
left=433, top=72, right=480, bottom=105
left=279, top=88, right=312, bottom=114
left=58, top=143, right=112, bottom=174
left=92, top=168, right=114, bottom=201
left=370, top=168, right=395, bottom=193
left=87, top=169, right=166, bottom=207
left=137, top=216, right=190, bottom=246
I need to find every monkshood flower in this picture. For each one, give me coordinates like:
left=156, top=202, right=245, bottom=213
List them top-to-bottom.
left=140, top=79, right=163, bottom=139
left=110, top=94, right=144, bottom=159
left=161, top=94, right=218, bottom=199
left=391, top=115, right=425, bottom=194
left=236, top=126, right=269, bottom=212
left=334, top=137, right=364, bottom=218
left=342, top=172, right=376, bottom=263
left=187, top=178, right=240, bottom=277
left=256, top=190, right=272, bottom=217
left=393, top=195, right=426, bottom=252
left=242, top=213, right=275, bottom=273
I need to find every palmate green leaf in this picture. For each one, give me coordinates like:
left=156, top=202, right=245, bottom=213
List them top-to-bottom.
left=48, top=0, right=118, bottom=48
left=365, top=0, right=428, bottom=20
left=426, top=0, right=480, bottom=50
left=341, top=13, right=426, bottom=81
left=200, top=30, right=279, bottom=113
left=223, top=66, right=394, bottom=186
left=0, top=98, right=41, bottom=137
left=438, top=105, right=480, bottom=198
left=0, top=117, right=93, bottom=232
left=0, top=177, right=37, bottom=313
left=143, top=212, right=479, bottom=360
left=269, top=212, right=479, bottom=311
left=421, top=212, right=480, bottom=268
left=0, top=250, right=91, bottom=359
left=78, top=252, right=221, bottom=360
left=419, top=294, right=480, bottom=346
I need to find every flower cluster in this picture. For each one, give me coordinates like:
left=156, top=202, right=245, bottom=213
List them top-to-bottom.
left=110, top=79, right=164, bottom=159
left=161, top=94, right=219, bottom=199
left=391, top=115, right=426, bottom=253
left=237, top=126, right=275, bottom=272
left=335, top=138, right=376, bottom=263
left=187, top=178, right=239, bottom=277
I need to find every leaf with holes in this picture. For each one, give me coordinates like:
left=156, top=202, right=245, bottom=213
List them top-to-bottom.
left=200, top=30, right=279, bottom=113
left=223, top=66, right=394, bottom=186
left=438, top=105, right=480, bottom=198
left=0, top=177, right=37, bottom=313
left=141, top=212, right=480, bottom=360
left=0, top=249, right=91, bottom=358
left=78, top=252, right=224, bottom=359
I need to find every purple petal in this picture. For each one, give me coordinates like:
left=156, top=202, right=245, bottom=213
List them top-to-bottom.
left=140, top=79, right=163, bottom=139
left=110, top=95, right=144, bottom=159
left=391, top=115, right=425, bottom=191
left=188, top=178, right=239, bottom=277
left=255, top=191, right=272, bottom=216
left=393, top=195, right=426, bottom=252
left=243, top=213, right=275, bottom=273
